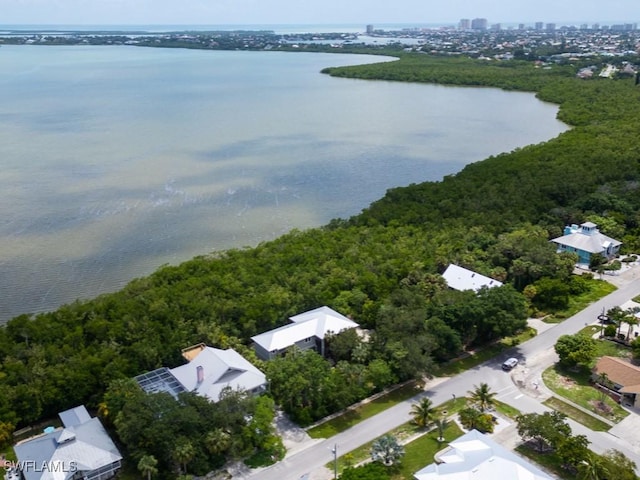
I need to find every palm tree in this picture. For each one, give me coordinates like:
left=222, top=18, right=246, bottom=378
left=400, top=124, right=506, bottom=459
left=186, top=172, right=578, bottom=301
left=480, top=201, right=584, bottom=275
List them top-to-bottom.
left=607, top=306, right=626, bottom=338
left=624, top=309, right=639, bottom=341
left=596, top=372, right=611, bottom=404
left=468, top=382, right=497, bottom=412
left=410, top=397, right=435, bottom=429
left=434, top=417, right=449, bottom=443
left=205, top=428, right=232, bottom=456
left=370, top=434, right=404, bottom=466
left=173, top=438, right=196, bottom=475
left=577, top=451, right=608, bottom=480
left=137, top=455, right=158, bottom=480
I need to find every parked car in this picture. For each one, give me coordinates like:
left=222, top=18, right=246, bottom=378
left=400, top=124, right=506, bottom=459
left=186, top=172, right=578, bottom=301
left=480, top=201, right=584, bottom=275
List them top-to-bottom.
left=502, top=357, right=518, bottom=371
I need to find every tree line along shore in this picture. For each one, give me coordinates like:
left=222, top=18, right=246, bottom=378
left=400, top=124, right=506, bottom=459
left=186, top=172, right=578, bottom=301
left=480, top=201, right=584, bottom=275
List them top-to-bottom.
left=2, top=48, right=640, bottom=476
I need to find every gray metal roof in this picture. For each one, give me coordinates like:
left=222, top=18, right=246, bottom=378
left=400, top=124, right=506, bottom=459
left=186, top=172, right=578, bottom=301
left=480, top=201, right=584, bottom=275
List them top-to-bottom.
left=551, top=224, right=621, bottom=254
left=59, top=405, right=91, bottom=428
left=14, top=410, right=122, bottom=480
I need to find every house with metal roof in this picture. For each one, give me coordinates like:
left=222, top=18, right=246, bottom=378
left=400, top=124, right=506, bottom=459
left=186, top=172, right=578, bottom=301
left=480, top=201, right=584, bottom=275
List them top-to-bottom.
left=551, top=222, right=621, bottom=265
left=441, top=264, right=503, bottom=292
left=251, top=306, right=359, bottom=361
left=134, top=344, right=267, bottom=402
left=593, top=356, right=640, bottom=408
left=13, top=405, right=122, bottom=480
left=414, top=429, right=552, bottom=480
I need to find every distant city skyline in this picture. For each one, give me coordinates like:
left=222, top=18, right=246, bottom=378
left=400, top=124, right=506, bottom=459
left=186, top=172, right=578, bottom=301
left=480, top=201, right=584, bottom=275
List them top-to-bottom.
left=1, top=0, right=639, bottom=27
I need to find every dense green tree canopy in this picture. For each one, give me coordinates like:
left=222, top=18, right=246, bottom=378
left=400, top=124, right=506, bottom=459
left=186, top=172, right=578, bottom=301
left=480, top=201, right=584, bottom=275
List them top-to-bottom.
left=555, top=334, right=598, bottom=368
left=112, top=387, right=280, bottom=478
left=516, top=411, right=572, bottom=452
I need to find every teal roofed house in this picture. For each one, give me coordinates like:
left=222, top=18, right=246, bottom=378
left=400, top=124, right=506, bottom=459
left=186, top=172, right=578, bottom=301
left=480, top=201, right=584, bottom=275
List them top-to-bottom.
left=551, top=222, right=621, bottom=265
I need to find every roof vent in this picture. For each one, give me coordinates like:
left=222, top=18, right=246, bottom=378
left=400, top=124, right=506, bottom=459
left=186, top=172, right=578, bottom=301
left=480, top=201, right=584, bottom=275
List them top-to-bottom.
left=57, top=429, right=76, bottom=445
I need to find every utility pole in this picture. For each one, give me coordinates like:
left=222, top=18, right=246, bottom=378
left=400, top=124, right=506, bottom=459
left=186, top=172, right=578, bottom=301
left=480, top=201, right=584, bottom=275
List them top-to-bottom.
left=597, top=307, right=608, bottom=338
left=332, top=444, right=338, bottom=479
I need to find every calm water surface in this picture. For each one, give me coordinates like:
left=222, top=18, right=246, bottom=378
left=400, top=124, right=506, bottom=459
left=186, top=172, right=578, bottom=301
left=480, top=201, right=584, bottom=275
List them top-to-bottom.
left=0, top=46, right=568, bottom=321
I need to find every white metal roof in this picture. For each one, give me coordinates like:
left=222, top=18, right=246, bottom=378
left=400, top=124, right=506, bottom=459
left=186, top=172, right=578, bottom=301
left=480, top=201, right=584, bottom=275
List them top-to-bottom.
left=442, top=265, right=502, bottom=292
left=251, top=306, right=359, bottom=352
left=169, top=346, right=267, bottom=401
left=414, top=430, right=551, bottom=480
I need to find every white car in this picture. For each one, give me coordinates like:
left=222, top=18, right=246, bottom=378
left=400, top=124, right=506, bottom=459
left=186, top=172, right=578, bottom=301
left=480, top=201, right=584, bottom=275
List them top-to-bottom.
left=502, top=357, right=518, bottom=371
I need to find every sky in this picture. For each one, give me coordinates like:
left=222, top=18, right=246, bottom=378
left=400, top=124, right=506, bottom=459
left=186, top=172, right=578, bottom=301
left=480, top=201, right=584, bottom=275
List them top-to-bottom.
left=1, top=0, right=639, bottom=27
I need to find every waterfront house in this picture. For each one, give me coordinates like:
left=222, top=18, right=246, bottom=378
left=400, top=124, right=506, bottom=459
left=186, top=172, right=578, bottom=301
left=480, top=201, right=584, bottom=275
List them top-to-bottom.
left=551, top=222, right=621, bottom=265
left=441, top=264, right=502, bottom=292
left=251, top=306, right=359, bottom=361
left=135, top=344, right=267, bottom=402
left=14, top=405, right=122, bottom=480
left=414, top=429, right=551, bottom=480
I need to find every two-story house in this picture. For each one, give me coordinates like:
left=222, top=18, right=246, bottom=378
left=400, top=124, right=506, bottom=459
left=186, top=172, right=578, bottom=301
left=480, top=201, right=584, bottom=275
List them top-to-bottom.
left=551, top=222, right=622, bottom=265
left=251, top=306, right=359, bottom=361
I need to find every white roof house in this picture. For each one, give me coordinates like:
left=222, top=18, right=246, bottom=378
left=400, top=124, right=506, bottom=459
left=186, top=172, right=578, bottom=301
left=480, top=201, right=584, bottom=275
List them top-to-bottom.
left=442, top=264, right=502, bottom=292
left=251, top=306, right=359, bottom=360
left=135, top=344, right=267, bottom=402
left=14, top=405, right=122, bottom=480
left=414, top=429, right=552, bottom=480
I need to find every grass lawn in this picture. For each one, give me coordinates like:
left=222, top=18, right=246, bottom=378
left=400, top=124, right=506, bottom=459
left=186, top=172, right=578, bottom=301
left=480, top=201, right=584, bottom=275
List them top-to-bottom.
left=544, top=280, right=617, bottom=323
left=578, top=325, right=634, bottom=357
left=595, top=338, right=633, bottom=358
left=542, top=365, right=628, bottom=424
left=307, top=382, right=423, bottom=439
left=335, top=396, right=512, bottom=480
left=543, top=396, right=611, bottom=431
left=330, top=398, right=468, bottom=475
left=493, top=399, right=521, bottom=419
left=334, top=420, right=464, bottom=479
left=391, top=422, right=464, bottom=479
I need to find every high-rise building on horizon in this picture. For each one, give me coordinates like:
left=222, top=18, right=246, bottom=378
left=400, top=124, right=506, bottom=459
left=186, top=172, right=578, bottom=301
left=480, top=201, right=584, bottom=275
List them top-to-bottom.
left=459, top=18, right=470, bottom=30
left=471, top=18, right=488, bottom=30
left=535, top=21, right=544, bottom=30
left=546, top=23, right=556, bottom=32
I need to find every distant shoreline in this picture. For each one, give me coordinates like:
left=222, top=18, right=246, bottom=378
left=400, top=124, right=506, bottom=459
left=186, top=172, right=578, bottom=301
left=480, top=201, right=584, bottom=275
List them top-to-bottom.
left=1, top=19, right=638, bottom=35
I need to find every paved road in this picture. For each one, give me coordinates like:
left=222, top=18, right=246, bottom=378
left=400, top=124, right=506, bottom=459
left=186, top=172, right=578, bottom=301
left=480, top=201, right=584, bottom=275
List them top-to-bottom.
left=245, top=276, right=640, bottom=480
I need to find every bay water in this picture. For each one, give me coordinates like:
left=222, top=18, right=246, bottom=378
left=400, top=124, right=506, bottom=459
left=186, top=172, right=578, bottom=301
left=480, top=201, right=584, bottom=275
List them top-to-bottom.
left=0, top=45, right=568, bottom=321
